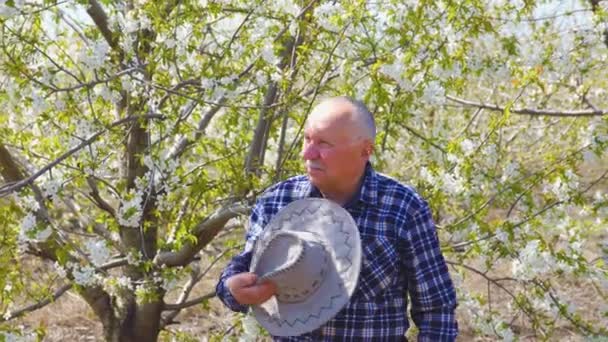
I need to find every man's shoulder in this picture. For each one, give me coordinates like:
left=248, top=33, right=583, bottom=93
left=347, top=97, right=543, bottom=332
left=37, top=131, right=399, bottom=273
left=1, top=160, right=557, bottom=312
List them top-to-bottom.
left=374, top=171, right=428, bottom=214
left=257, top=174, right=310, bottom=203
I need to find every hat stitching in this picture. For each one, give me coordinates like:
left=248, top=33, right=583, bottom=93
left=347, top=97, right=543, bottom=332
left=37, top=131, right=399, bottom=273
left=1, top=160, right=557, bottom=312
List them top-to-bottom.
left=270, top=293, right=342, bottom=328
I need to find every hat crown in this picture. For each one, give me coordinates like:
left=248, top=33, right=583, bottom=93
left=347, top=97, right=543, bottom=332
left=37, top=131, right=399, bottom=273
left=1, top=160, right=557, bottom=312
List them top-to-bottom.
left=256, top=231, right=328, bottom=303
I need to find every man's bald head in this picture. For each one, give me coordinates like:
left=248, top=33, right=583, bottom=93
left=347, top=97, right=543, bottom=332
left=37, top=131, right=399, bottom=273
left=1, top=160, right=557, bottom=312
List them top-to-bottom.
left=308, top=96, right=376, bottom=142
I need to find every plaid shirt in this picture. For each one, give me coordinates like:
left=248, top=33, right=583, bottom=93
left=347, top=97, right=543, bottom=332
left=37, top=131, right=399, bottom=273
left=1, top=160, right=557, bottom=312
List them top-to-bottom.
left=216, top=163, right=458, bottom=341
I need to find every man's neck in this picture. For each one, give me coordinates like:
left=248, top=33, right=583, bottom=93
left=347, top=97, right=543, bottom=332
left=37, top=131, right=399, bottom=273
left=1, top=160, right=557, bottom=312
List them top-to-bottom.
left=320, top=171, right=366, bottom=206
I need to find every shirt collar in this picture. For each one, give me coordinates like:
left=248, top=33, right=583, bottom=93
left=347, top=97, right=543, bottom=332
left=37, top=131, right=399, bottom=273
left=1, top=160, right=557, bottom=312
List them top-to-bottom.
left=303, top=162, right=379, bottom=207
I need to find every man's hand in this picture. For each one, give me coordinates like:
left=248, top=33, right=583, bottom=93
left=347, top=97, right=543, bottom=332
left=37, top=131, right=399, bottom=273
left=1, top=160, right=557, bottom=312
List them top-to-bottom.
left=225, top=272, right=277, bottom=305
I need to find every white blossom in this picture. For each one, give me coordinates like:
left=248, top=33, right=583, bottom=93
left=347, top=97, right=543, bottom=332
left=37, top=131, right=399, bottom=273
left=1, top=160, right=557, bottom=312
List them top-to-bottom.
left=0, top=0, right=18, bottom=18
left=274, top=0, right=301, bottom=17
left=313, top=2, right=343, bottom=31
left=84, top=40, right=110, bottom=70
left=261, top=45, right=278, bottom=65
left=379, top=60, right=413, bottom=91
left=422, top=81, right=445, bottom=105
left=31, top=91, right=49, bottom=116
left=460, top=139, right=476, bottom=156
left=447, top=153, right=460, bottom=164
left=501, top=161, right=519, bottom=182
left=419, top=167, right=435, bottom=184
left=440, top=169, right=465, bottom=195
left=41, top=177, right=62, bottom=202
left=545, top=178, right=568, bottom=201
left=118, top=190, right=144, bottom=228
left=18, top=195, right=39, bottom=212
left=19, top=212, right=37, bottom=241
left=495, top=229, right=509, bottom=243
left=85, top=239, right=111, bottom=266
left=512, top=240, right=556, bottom=280
left=126, top=251, right=142, bottom=265
left=54, top=262, right=67, bottom=278
left=73, top=265, right=97, bottom=286
left=117, top=276, right=133, bottom=290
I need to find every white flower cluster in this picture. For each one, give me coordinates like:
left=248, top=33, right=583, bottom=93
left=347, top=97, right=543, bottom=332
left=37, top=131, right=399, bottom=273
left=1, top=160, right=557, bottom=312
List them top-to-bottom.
left=0, top=0, right=23, bottom=18
left=274, top=0, right=301, bottom=17
left=313, top=2, right=344, bottom=31
left=113, top=8, right=151, bottom=36
left=78, top=40, right=110, bottom=71
left=261, top=45, right=278, bottom=66
left=379, top=57, right=415, bottom=91
left=422, top=81, right=446, bottom=106
left=94, top=85, right=121, bottom=104
left=30, top=90, right=49, bottom=116
left=460, top=139, right=476, bottom=157
left=143, top=154, right=179, bottom=187
left=500, top=161, right=519, bottom=183
left=419, top=167, right=435, bottom=184
left=440, top=169, right=465, bottom=195
left=543, top=170, right=579, bottom=202
left=41, top=177, right=62, bottom=203
left=118, top=190, right=144, bottom=228
left=18, top=211, right=52, bottom=246
left=85, top=240, right=111, bottom=266
left=511, top=240, right=556, bottom=280
left=126, top=251, right=143, bottom=266
left=54, top=261, right=67, bottom=278
left=72, top=265, right=98, bottom=287
left=101, top=275, right=133, bottom=297
left=117, top=276, right=133, bottom=290
left=459, top=289, right=516, bottom=341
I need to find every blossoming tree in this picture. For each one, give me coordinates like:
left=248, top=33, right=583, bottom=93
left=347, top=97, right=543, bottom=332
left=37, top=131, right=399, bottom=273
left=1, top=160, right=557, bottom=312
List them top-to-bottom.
left=1, top=0, right=607, bottom=340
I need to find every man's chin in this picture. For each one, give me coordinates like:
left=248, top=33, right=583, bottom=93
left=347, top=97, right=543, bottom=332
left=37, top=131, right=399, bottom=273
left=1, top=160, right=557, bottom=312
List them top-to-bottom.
left=306, top=173, right=325, bottom=187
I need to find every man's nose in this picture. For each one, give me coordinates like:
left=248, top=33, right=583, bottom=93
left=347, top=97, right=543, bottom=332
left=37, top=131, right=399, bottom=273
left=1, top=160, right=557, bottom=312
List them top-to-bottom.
left=302, top=143, right=320, bottom=160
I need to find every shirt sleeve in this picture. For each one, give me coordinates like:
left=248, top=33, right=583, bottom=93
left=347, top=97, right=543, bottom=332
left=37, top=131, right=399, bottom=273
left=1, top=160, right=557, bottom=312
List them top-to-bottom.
left=401, top=198, right=458, bottom=342
left=215, top=200, right=268, bottom=313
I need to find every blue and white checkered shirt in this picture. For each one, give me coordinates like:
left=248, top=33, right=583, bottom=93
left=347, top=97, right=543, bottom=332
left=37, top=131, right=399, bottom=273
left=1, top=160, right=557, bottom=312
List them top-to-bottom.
left=216, top=163, right=458, bottom=341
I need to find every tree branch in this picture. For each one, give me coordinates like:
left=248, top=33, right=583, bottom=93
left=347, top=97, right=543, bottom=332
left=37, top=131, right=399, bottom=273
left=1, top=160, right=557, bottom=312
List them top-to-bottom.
left=86, top=0, right=118, bottom=50
left=245, top=81, right=279, bottom=175
left=446, top=95, right=608, bottom=117
left=0, top=114, right=165, bottom=197
left=86, top=176, right=116, bottom=217
left=154, top=203, right=249, bottom=267
left=161, top=245, right=238, bottom=327
left=1, top=284, right=72, bottom=322
left=162, top=292, right=215, bottom=311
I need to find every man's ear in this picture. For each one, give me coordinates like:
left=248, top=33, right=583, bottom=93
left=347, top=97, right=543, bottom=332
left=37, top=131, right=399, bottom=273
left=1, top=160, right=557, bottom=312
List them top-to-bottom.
left=361, top=142, right=374, bottom=157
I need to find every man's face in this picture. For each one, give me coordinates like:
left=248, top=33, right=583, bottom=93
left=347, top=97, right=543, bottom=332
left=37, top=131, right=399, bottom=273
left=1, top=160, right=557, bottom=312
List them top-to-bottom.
left=301, top=102, right=370, bottom=194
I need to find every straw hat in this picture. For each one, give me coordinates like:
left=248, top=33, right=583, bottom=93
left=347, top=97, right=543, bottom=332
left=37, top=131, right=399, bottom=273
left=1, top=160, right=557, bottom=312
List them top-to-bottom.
left=249, top=198, right=362, bottom=337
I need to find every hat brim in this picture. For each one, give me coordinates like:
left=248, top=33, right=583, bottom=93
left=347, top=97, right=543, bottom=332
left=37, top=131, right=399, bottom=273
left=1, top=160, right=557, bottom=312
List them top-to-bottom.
left=250, top=198, right=362, bottom=337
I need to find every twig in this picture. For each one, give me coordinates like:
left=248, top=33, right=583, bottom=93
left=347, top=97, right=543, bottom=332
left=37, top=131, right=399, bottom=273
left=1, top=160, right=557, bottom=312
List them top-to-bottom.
left=446, top=95, right=607, bottom=117
left=0, top=284, right=72, bottom=322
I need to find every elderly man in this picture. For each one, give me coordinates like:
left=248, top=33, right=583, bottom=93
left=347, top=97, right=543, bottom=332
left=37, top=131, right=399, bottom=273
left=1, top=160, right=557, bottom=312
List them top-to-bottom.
left=216, top=96, right=458, bottom=341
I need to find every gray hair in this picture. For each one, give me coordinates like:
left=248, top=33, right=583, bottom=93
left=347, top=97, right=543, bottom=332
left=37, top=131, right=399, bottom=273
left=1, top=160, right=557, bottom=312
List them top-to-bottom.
left=336, top=96, right=376, bottom=141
